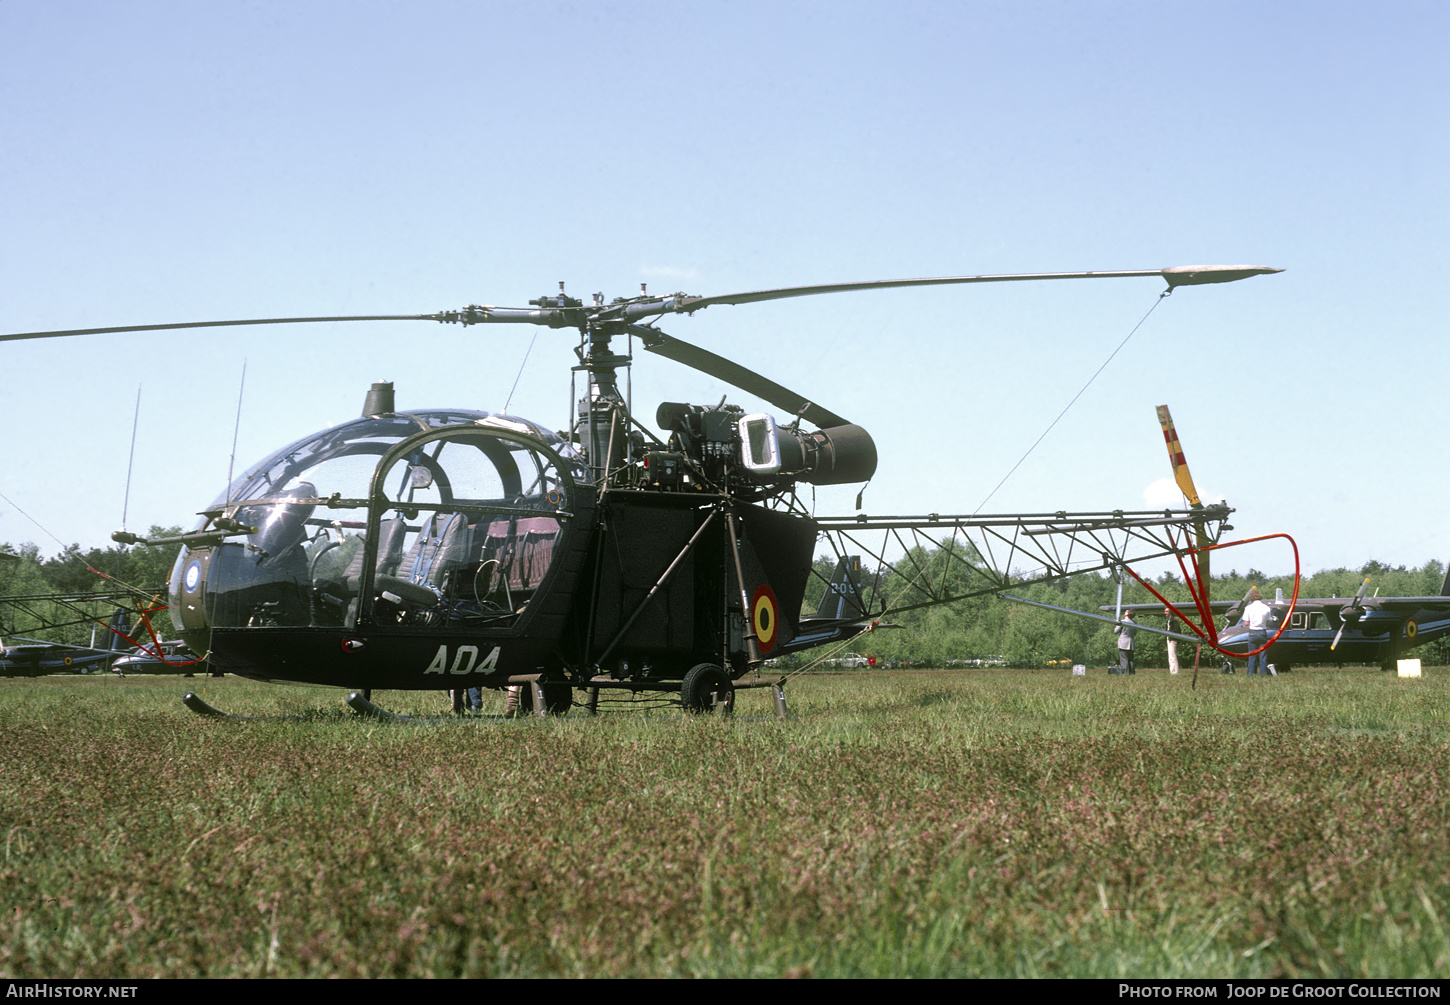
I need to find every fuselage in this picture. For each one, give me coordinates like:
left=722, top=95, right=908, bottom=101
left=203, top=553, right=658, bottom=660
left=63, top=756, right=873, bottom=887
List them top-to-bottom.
left=171, top=408, right=859, bottom=691
left=1214, top=602, right=1450, bottom=668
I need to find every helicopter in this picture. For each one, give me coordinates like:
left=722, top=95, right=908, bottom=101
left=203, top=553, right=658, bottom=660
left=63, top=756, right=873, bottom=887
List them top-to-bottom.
left=3, top=264, right=1282, bottom=716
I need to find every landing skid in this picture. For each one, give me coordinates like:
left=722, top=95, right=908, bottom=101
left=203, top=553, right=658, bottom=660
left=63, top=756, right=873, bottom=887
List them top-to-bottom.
left=181, top=674, right=791, bottom=720
left=180, top=689, right=507, bottom=723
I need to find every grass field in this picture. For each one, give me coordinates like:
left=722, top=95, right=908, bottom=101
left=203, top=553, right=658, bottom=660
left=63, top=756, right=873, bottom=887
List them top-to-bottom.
left=2, top=666, right=1447, bottom=978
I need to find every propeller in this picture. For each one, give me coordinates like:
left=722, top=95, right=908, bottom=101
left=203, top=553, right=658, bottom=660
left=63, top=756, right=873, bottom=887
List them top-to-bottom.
left=440, top=266, right=1285, bottom=325
left=0, top=313, right=436, bottom=343
left=1156, top=405, right=1203, bottom=508
left=1329, top=578, right=1373, bottom=650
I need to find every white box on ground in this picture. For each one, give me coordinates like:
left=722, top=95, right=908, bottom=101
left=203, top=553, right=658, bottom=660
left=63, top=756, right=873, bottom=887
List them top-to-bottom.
left=1397, top=658, right=1422, bottom=677
left=1072, top=664, right=1086, bottom=676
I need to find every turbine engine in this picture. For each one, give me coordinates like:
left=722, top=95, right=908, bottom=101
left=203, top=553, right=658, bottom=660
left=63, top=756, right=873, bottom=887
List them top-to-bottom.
left=651, top=402, right=877, bottom=493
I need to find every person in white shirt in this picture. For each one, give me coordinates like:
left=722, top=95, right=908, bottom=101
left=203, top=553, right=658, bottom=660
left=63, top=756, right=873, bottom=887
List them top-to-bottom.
left=1242, top=588, right=1273, bottom=676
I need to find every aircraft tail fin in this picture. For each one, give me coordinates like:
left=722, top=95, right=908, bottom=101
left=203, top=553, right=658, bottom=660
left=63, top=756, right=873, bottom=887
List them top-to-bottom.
left=816, top=555, right=867, bottom=620
left=1441, top=564, right=1450, bottom=597
left=104, top=608, right=131, bottom=652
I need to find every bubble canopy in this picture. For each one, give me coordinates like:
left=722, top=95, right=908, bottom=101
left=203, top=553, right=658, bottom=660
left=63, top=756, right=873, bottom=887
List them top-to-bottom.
left=169, top=410, right=588, bottom=638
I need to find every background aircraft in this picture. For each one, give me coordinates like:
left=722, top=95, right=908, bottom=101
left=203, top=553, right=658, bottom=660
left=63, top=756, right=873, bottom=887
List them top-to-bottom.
left=1111, top=573, right=1450, bottom=673
left=1212, top=575, right=1450, bottom=673
left=0, top=595, right=200, bottom=677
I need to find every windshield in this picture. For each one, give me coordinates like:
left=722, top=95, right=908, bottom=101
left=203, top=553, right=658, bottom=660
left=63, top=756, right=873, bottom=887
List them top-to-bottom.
left=170, top=410, right=584, bottom=633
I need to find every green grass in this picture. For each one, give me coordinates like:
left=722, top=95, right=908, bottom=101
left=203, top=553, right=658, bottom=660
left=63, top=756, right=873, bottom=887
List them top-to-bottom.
left=2, top=667, right=1447, bottom=977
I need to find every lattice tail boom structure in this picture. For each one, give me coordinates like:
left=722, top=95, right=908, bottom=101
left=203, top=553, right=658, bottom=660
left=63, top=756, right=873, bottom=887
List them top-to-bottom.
left=809, top=504, right=1235, bottom=617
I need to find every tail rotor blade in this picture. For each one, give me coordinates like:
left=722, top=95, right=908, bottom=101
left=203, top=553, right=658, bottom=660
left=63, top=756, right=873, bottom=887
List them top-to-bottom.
left=1158, top=404, right=1212, bottom=593
left=1156, top=405, right=1202, bottom=507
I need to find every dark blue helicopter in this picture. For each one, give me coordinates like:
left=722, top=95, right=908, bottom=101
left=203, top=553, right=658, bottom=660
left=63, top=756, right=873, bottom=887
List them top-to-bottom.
left=5, top=265, right=1281, bottom=715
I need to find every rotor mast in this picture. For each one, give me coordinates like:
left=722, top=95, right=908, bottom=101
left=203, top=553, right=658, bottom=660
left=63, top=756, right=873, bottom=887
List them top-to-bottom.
left=478, top=280, right=641, bottom=483
left=575, top=309, right=634, bottom=484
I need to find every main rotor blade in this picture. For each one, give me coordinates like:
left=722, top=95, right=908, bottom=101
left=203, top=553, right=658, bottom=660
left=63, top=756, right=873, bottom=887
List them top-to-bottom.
left=3, top=265, right=1285, bottom=341
left=666, top=265, right=1284, bottom=313
left=0, top=314, right=440, bottom=343
left=630, top=325, right=850, bottom=428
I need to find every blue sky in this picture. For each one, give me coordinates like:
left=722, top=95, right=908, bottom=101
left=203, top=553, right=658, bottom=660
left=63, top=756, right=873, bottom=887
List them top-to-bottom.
left=2, top=0, right=1445, bottom=581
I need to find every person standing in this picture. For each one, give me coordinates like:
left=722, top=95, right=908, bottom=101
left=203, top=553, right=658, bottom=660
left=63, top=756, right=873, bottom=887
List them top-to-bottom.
left=1243, top=589, right=1273, bottom=676
left=1165, top=606, right=1180, bottom=675
left=1114, top=609, right=1138, bottom=675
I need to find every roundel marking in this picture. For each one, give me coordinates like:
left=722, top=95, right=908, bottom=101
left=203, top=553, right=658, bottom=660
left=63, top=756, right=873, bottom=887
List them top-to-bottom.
left=547, top=488, right=564, bottom=507
left=183, top=561, right=202, bottom=593
left=752, top=584, right=780, bottom=654
left=1405, top=619, right=1418, bottom=640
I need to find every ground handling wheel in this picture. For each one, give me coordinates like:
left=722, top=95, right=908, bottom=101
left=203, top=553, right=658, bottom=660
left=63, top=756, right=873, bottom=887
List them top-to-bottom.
left=681, top=663, right=735, bottom=715
left=505, top=681, right=574, bottom=716
left=540, top=682, right=573, bottom=715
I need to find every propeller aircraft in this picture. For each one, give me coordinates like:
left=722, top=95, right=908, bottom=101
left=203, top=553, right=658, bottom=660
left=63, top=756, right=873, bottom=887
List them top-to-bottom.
left=2, top=265, right=1282, bottom=716
left=1125, top=576, right=1450, bottom=675
left=0, top=640, right=120, bottom=677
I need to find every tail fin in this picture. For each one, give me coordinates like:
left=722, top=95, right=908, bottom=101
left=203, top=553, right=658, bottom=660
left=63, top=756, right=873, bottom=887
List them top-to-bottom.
left=816, top=555, right=867, bottom=620
left=1440, top=564, right=1450, bottom=597
left=105, top=608, right=131, bottom=652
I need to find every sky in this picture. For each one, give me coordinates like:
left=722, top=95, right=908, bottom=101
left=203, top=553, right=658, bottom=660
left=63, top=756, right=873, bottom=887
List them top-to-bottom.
left=1, top=0, right=1446, bottom=581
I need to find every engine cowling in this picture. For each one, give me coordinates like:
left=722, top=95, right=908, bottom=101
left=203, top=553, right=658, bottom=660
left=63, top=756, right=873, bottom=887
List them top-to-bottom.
left=736, top=413, right=877, bottom=485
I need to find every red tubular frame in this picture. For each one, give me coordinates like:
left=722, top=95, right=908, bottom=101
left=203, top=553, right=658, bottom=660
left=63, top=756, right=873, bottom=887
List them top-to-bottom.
left=1123, top=532, right=1300, bottom=659
left=88, top=564, right=207, bottom=667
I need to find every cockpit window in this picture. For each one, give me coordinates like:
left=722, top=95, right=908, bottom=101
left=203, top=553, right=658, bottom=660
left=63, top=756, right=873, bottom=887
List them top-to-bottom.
left=174, top=410, right=582, bottom=633
left=363, top=430, right=573, bottom=630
